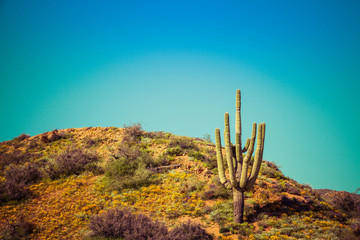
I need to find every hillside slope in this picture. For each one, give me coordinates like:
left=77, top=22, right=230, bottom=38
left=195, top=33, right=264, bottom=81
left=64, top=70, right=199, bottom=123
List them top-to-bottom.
left=0, top=126, right=359, bottom=240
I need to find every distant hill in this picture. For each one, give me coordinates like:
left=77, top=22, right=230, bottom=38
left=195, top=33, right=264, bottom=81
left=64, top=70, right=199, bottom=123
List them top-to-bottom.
left=1, top=125, right=359, bottom=239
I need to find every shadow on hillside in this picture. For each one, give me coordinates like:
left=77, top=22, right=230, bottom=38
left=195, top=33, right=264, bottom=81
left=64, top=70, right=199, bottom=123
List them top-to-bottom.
left=246, top=196, right=344, bottom=223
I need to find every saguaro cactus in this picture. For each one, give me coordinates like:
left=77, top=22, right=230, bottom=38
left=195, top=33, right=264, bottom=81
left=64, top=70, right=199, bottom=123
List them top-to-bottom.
left=215, top=89, right=266, bottom=223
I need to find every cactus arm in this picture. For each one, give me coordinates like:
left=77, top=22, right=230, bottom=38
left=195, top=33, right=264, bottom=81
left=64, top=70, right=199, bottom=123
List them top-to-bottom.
left=235, top=89, right=243, bottom=164
left=235, top=90, right=243, bottom=183
left=224, top=112, right=237, bottom=187
left=239, top=123, right=257, bottom=189
left=246, top=123, right=266, bottom=191
left=215, top=128, right=231, bottom=188
left=242, top=138, right=250, bottom=152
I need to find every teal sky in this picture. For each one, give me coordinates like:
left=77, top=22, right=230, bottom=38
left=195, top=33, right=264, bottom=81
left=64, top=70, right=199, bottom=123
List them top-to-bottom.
left=1, top=0, right=359, bottom=192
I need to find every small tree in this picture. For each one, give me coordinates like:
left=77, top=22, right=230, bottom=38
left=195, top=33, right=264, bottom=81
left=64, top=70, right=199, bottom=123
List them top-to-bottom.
left=215, top=89, right=266, bottom=223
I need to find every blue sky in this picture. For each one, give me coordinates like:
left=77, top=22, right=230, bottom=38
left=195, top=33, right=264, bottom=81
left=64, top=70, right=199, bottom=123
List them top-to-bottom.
left=1, top=0, right=359, bottom=192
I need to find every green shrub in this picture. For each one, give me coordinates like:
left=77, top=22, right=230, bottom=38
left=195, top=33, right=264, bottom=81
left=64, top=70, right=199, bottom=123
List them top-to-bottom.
left=145, top=131, right=166, bottom=139
left=168, top=136, right=198, bottom=152
left=82, top=137, right=103, bottom=148
left=104, top=139, right=159, bottom=191
left=166, top=146, right=183, bottom=156
left=188, top=150, right=217, bottom=170
left=188, top=151, right=204, bottom=160
left=105, top=158, right=152, bottom=191
left=260, top=162, right=286, bottom=179
left=180, top=177, right=205, bottom=194
left=210, top=201, right=233, bottom=225
left=236, top=222, right=254, bottom=236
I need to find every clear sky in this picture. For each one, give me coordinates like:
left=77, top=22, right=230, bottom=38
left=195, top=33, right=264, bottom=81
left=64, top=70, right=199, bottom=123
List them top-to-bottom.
left=1, top=0, right=359, bottom=192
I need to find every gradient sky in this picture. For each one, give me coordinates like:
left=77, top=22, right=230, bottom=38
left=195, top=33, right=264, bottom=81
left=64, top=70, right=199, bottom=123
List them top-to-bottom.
left=1, top=0, right=359, bottom=192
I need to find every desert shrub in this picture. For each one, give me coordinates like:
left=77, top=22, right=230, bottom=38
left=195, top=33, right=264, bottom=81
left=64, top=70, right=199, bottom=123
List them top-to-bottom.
left=122, top=123, right=143, bottom=143
left=105, top=128, right=173, bottom=191
left=145, top=131, right=167, bottom=139
left=13, top=133, right=30, bottom=141
left=202, top=134, right=213, bottom=143
left=82, top=137, right=104, bottom=148
left=82, top=137, right=97, bottom=147
left=140, top=137, right=153, bottom=147
left=169, top=137, right=198, bottom=150
left=26, top=139, right=38, bottom=149
left=104, top=139, right=159, bottom=190
left=115, top=140, right=158, bottom=168
left=166, top=146, right=183, bottom=156
left=43, top=148, right=99, bottom=179
left=201, top=149, right=217, bottom=170
left=0, top=150, right=39, bottom=173
left=188, top=150, right=204, bottom=160
left=154, top=154, right=172, bottom=166
left=105, top=157, right=152, bottom=190
left=201, top=158, right=217, bottom=170
left=0, top=162, right=41, bottom=202
left=4, top=162, right=41, bottom=185
left=84, top=162, right=105, bottom=175
left=260, top=162, right=286, bottom=179
left=180, top=177, right=205, bottom=194
left=202, top=178, right=232, bottom=200
left=0, top=179, right=31, bottom=202
left=0, top=180, right=6, bottom=202
left=285, top=182, right=301, bottom=195
left=272, top=183, right=285, bottom=194
left=333, top=193, right=360, bottom=218
left=210, top=201, right=234, bottom=225
left=89, top=208, right=169, bottom=240
left=89, top=208, right=212, bottom=240
left=89, top=208, right=130, bottom=238
left=125, top=214, right=168, bottom=240
left=0, top=216, right=35, bottom=240
left=168, top=220, right=213, bottom=240
left=350, top=220, right=360, bottom=237
left=234, top=222, right=254, bottom=237
left=219, top=226, right=230, bottom=233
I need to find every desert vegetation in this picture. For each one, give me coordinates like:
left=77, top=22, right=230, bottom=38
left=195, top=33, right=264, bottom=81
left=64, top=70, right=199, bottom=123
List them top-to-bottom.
left=215, top=89, right=266, bottom=223
left=0, top=124, right=359, bottom=239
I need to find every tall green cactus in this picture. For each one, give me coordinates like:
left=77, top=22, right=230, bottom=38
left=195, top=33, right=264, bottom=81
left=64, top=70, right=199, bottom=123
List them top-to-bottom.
left=215, top=89, right=266, bottom=223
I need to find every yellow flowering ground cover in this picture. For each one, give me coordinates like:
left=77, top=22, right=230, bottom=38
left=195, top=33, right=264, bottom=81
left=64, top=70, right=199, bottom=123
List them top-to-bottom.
left=0, top=171, right=205, bottom=239
left=108, top=171, right=205, bottom=221
left=0, top=173, right=106, bottom=239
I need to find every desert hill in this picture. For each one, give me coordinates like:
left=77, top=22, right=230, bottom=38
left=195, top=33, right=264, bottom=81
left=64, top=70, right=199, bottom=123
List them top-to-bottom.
left=0, top=125, right=359, bottom=240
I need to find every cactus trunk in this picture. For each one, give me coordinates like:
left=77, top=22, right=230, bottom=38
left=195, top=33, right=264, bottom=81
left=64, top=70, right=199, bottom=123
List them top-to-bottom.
left=214, top=89, right=266, bottom=223
left=233, top=188, right=245, bottom=223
